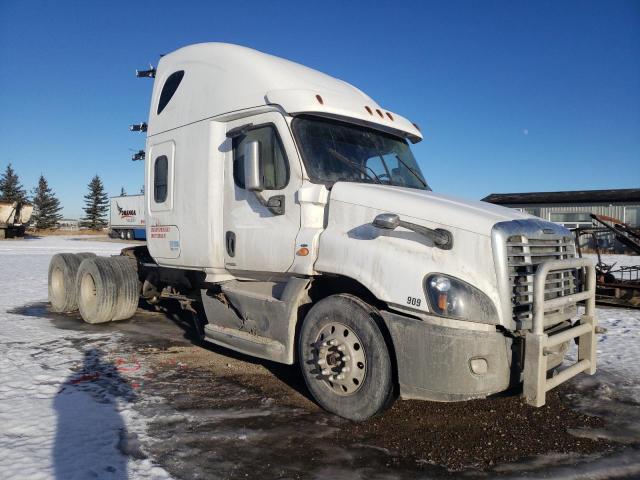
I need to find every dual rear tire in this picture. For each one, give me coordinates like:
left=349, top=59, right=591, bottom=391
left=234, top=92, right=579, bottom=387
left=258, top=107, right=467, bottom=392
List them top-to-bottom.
left=115, top=230, right=134, bottom=240
left=48, top=253, right=139, bottom=323
left=48, top=253, right=96, bottom=312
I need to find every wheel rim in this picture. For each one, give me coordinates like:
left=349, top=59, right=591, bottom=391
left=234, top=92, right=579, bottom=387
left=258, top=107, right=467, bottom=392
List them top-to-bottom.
left=51, top=267, right=64, bottom=301
left=80, top=272, right=97, bottom=312
left=311, top=322, right=366, bottom=396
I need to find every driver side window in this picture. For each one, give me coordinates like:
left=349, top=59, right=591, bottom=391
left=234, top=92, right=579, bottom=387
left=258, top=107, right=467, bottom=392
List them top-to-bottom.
left=233, top=125, right=289, bottom=190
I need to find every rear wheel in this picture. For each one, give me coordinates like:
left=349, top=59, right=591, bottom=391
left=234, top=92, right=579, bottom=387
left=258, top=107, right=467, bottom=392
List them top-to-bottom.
left=49, top=253, right=83, bottom=312
left=76, top=257, right=118, bottom=324
left=110, top=257, right=139, bottom=321
left=298, top=294, right=395, bottom=421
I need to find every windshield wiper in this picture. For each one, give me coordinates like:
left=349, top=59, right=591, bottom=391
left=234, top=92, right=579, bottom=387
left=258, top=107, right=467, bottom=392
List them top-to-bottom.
left=328, top=149, right=381, bottom=184
left=394, top=155, right=428, bottom=188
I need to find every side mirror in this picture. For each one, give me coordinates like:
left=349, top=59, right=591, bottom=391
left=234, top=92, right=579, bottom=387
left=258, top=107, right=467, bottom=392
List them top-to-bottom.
left=244, top=140, right=263, bottom=192
left=373, top=213, right=400, bottom=230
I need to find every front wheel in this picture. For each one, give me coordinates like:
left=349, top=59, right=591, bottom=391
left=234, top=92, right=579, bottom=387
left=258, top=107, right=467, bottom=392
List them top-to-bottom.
left=298, top=294, right=395, bottom=421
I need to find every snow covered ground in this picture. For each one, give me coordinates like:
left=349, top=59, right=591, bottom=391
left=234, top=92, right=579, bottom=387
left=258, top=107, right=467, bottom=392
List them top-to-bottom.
left=0, top=236, right=171, bottom=480
left=0, top=237, right=638, bottom=479
left=585, top=253, right=639, bottom=269
left=579, top=254, right=640, bottom=394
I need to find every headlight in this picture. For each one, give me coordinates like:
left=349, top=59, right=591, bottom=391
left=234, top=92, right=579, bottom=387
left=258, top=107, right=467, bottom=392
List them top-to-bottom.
left=424, top=274, right=498, bottom=324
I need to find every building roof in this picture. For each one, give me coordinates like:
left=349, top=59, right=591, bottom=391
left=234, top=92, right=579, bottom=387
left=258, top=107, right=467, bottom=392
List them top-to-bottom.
left=147, top=43, right=422, bottom=142
left=482, top=188, right=640, bottom=205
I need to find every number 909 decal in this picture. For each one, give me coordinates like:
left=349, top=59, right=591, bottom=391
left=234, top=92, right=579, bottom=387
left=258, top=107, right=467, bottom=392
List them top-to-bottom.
left=407, top=296, right=421, bottom=307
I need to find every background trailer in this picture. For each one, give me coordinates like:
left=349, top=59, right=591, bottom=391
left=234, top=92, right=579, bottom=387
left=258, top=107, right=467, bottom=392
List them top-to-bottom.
left=109, top=194, right=145, bottom=240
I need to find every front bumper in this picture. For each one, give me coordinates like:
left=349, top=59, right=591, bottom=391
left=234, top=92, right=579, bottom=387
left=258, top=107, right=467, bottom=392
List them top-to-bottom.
left=381, top=257, right=597, bottom=406
left=381, top=311, right=513, bottom=401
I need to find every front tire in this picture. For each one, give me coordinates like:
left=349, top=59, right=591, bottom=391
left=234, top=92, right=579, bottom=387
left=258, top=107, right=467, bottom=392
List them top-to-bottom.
left=298, top=294, right=395, bottom=421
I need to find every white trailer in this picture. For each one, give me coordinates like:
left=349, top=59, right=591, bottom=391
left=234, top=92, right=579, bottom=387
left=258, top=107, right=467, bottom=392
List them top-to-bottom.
left=48, top=43, right=598, bottom=420
left=109, top=194, right=145, bottom=240
left=0, top=200, right=33, bottom=239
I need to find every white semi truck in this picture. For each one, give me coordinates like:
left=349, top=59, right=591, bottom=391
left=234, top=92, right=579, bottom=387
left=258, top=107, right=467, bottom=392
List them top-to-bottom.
left=48, top=43, right=598, bottom=420
left=109, top=194, right=146, bottom=240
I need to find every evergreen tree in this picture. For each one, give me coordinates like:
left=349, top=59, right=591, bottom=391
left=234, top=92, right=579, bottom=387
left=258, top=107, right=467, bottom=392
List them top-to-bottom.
left=0, top=163, right=28, bottom=203
left=31, top=175, right=63, bottom=229
left=82, top=175, right=109, bottom=229
left=140, top=184, right=145, bottom=195
left=120, top=187, right=126, bottom=196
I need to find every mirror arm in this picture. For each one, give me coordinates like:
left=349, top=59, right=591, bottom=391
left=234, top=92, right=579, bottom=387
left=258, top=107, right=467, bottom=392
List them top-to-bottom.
left=251, top=191, right=285, bottom=216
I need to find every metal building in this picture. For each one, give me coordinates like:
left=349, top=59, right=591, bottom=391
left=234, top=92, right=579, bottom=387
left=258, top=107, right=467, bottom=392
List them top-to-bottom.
left=482, top=188, right=640, bottom=229
left=56, top=219, right=80, bottom=231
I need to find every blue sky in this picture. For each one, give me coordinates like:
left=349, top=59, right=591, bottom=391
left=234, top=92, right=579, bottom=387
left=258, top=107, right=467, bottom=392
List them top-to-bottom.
left=1, top=0, right=638, bottom=218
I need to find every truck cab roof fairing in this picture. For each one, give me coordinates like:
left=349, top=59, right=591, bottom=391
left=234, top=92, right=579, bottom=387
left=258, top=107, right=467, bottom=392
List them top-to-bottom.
left=147, top=43, right=422, bottom=143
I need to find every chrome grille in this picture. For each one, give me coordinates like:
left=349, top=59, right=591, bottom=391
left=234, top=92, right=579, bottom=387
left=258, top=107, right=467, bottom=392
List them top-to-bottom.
left=507, top=235, right=579, bottom=327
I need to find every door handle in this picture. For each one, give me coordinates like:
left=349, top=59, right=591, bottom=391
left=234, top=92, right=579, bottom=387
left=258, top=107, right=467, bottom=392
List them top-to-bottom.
left=225, top=231, right=236, bottom=257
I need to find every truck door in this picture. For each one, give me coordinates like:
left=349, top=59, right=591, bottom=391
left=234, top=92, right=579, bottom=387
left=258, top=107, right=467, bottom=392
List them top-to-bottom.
left=223, top=112, right=302, bottom=274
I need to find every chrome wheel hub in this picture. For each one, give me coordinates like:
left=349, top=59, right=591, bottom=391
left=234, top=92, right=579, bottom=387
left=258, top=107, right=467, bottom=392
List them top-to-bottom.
left=312, top=322, right=366, bottom=396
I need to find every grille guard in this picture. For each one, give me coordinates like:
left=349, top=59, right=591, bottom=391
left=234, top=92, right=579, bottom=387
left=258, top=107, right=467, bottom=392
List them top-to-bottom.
left=523, top=258, right=597, bottom=407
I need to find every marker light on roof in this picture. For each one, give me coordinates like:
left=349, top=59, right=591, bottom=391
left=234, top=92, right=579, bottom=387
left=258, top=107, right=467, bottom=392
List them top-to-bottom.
left=315, top=94, right=324, bottom=105
left=365, top=106, right=373, bottom=115
left=376, top=109, right=384, bottom=118
left=386, top=112, right=394, bottom=121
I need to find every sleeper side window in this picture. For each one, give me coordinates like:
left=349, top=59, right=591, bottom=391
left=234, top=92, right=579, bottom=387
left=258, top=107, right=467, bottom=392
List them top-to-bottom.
left=157, top=70, right=184, bottom=115
left=233, top=125, right=289, bottom=190
left=154, top=155, right=168, bottom=203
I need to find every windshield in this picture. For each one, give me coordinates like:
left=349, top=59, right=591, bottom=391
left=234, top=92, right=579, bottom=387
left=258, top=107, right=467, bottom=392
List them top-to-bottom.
left=291, top=115, right=430, bottom=190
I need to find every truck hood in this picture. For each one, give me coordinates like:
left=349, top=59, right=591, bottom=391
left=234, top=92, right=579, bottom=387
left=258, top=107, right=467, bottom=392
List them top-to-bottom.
left=329, top=182, right=532, bottom=237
